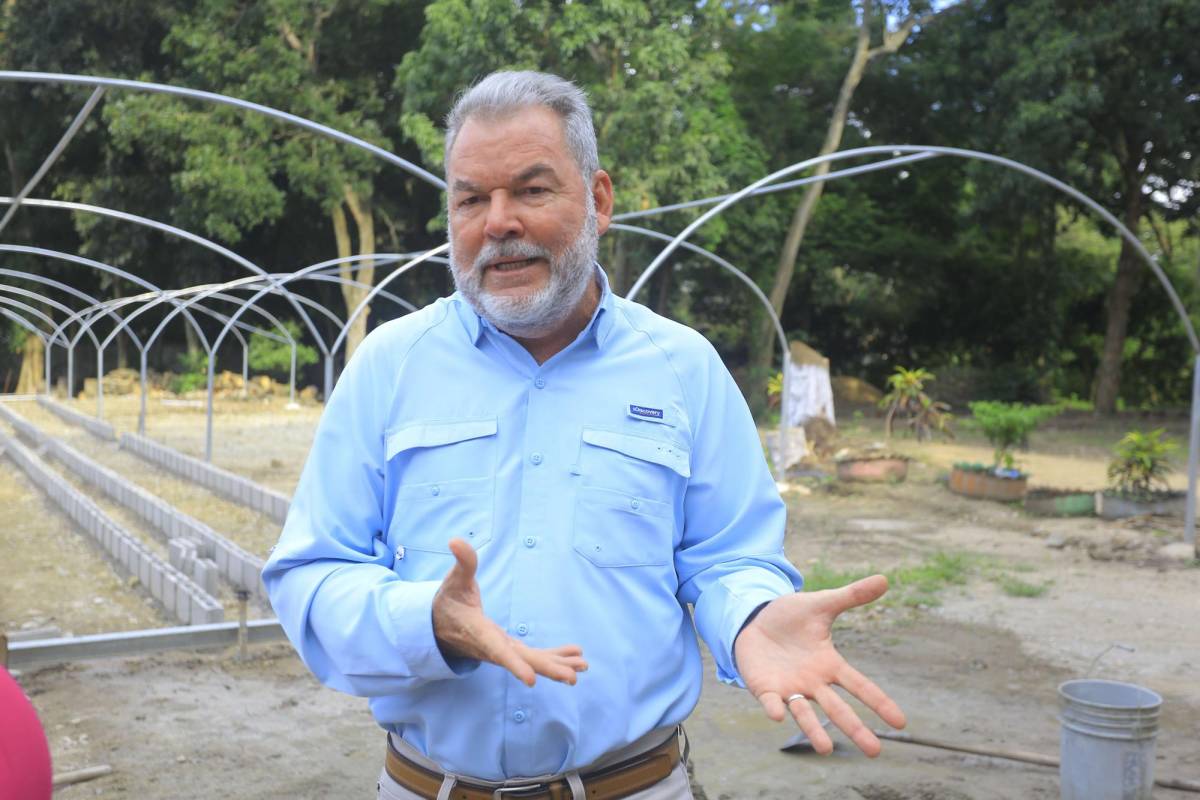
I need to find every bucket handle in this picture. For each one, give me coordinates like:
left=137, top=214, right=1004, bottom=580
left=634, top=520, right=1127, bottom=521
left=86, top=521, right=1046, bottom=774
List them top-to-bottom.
left=1086, top=643, right=1134, bottom=677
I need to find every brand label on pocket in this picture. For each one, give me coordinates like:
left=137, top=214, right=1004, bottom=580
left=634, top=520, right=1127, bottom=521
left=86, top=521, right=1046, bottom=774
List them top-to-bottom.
left=628, top=404, right=664, bottom=420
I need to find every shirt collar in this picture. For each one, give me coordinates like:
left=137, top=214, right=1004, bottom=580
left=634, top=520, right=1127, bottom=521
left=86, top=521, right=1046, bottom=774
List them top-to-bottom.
left=453, top=263, right=616, bottom=350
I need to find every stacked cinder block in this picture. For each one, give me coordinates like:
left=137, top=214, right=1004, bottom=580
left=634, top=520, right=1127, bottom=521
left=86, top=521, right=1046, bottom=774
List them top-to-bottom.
left=36, top=395, right=117, bottom=441
left=0, top=404, right=267, bottom=601
left=0, top=426, right=223, bottom=625
left=119, top=431, right=291, bottom=524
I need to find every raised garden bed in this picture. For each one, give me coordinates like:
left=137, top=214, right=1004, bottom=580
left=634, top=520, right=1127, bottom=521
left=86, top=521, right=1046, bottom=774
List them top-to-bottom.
left=836, top=455, right=909, bottom=483
left=949, top=464, right=1027, bottom=502
left=1023, top=489, right=1097, bottom=517
left=1096, top=490, right=1186, bottom=520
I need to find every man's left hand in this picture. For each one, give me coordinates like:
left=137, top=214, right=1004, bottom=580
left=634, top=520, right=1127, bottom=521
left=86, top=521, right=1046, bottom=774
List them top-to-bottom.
left=733, top=574, right=907, bottom=757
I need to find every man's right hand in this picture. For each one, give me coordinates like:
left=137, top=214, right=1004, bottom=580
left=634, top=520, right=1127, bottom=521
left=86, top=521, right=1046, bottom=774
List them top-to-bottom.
left=432, top=537, right=588, bottom=687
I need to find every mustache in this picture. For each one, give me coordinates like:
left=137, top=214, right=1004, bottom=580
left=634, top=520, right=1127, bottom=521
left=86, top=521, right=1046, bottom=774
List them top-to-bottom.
left=471, top=239, right=552, bottom=272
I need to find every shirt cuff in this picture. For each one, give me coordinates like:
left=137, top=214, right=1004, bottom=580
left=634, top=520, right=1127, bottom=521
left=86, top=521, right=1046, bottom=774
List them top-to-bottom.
left=707, top=573, right=796, bottom=688
left=384, top=579, right=480, bottom=681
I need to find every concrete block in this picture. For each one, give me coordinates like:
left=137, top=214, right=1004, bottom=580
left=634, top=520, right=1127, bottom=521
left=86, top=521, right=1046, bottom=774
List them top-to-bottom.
left=214, top=541, right=229, bottom=573
left=138, top=551, right=152, bottom=588
left=192, top=558, right=219, bottom=596
left=150, top=566, right=163, bottom=601
left=162, top=574, right=177, bottom=614
left=174, top=585, right=191, bottom=624
left=190, top=595, right=223, bottom=625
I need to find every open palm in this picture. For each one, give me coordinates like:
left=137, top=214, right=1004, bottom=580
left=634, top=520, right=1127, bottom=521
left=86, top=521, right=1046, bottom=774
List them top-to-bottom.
left=733, top=575, right=907, bottom=756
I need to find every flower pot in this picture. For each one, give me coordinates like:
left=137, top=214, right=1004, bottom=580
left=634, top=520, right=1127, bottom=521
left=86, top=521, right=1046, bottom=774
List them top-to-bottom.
left=836, top=457, right=908, bottom=483
left=948, top=466, right=1028, bottom=501
left=1024, top=489, right=1096, bottom=517
left=1096, top=491, right=1186, bottom=520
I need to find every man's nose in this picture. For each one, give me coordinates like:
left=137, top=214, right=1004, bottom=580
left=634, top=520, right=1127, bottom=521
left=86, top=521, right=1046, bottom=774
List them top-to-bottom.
left=483, top=192, right=523, bottom=240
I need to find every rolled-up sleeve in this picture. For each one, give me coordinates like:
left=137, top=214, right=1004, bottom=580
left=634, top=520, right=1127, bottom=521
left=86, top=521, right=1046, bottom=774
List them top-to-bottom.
left=262, top=329, right=476, bottom=696
left=673, top=340, right=803, bottom=687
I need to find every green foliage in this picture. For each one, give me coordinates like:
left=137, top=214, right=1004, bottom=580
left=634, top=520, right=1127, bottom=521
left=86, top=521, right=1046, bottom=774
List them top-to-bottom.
left=248, top=320, right=319, bottom=377
left=3, top=322, right=28, bottom=355
left=170, top=350, right=209, bottom=395
left=879, top=366, right=953, bottom=442
left=765, top=370, right=784, bottom=409
left=967, top=401, right=1062, bottom=471
left=1107, top=429, right=1178, bottom=497
left=802, top=552, right=970, bottom=609
left=998, top=576, right=1051, bottom=598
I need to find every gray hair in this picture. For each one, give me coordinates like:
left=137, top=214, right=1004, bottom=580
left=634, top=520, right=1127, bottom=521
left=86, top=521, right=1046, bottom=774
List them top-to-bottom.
left=444, top=70, right=600, bottom=180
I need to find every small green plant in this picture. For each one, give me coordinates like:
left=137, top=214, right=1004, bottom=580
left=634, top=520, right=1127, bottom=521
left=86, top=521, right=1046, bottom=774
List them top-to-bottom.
left=249, top=320, right=319, bottom=378
left=170, top=350, right=209, bottom=394
left=879, top=366, right=953, bottom=442
left=766, top=371, right=784, bottom=410
left=966, top=401, right=1062, bottom=473
left=1107, top=428, right=1177, bottom=498
left=998, top=576, right=1051, bottom=598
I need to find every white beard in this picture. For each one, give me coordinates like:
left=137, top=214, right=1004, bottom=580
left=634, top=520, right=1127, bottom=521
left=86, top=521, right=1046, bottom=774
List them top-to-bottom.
left=449, top=194, right=598, bottom=339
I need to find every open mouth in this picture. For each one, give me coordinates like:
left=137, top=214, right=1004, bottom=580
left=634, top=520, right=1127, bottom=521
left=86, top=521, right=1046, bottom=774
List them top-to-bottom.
left=489, top=257, right=540, bottom=272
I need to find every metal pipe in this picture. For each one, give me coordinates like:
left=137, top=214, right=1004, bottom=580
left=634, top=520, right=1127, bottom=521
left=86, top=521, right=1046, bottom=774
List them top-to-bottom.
left=0, top=71, right=446, bottom=189
left=0, top=86, right=105, bottom=235
left=625, top=145, right=1199, bottom=356
left=613, top=152, right=939, bottom=222
left=1187, top=355, right=1199, bottom=550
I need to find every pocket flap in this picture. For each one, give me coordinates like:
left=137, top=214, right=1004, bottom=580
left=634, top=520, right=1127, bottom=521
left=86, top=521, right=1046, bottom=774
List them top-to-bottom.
left=386, top=418, right=498, bottom=459
left=581, top=428, right=691, bottom=478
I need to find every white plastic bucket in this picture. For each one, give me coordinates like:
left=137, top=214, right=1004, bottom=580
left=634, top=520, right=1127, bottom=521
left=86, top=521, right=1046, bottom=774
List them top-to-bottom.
left=1058, top=679, right=1162, bottom=800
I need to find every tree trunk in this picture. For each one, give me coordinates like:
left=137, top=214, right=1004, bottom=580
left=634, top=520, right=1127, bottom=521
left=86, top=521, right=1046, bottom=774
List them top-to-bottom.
left=750, top=2, right=922, bottom=395
left=334, top=185, right=375, bottom=361
left=1093, top=201, right=1144, bottom=414
left=14, top=333, right=43, bottom=394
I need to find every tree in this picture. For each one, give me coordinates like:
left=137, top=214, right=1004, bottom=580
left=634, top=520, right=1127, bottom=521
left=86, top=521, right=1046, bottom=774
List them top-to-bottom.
left=394, top=0, right=770, bottom=294
left=747, top=0, right=933, bottom=382
left=974, top=0, right=1200, bottom=412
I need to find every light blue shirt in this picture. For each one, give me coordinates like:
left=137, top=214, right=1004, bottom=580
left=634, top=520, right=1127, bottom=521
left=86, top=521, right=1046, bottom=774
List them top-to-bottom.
left=263, top=267, right=803, bottom=780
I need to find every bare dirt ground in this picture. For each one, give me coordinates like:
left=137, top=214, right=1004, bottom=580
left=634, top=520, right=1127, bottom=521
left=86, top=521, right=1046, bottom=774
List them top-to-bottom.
left=3, top=395, right=1198, bottom=799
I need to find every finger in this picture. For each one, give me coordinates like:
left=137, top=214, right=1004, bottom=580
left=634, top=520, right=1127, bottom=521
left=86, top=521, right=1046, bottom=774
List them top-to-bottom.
left=445, top=537, right=478, bottom=582
left=820, top=574, right=889, bottom=616
left=476, top=624, right=537, bottom=686
left=512, top=641, right=584, bottom=685
left=545, top=644, right=584, bottom=659
left=836, top=664, right=907, bottom=730
left=812, top=686, right=882, bottom=758
left=755, top=691, right=787, bottom=723
left=786, top=694, right=834, bottom=756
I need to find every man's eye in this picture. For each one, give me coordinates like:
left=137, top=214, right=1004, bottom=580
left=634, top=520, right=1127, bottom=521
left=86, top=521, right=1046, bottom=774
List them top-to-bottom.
left=523, top=187, right=547, bottom=196
left=458, top=196, right=482, bottom=208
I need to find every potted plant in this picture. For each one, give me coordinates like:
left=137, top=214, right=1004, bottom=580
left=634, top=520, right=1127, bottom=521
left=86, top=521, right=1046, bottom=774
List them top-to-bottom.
left=879, top=367, right=954, bottom=442
left=949, top=402, right=1061, bottom=501
left=1097, top=428, right=1184, bottom=519
left=835, top=449, right=911, bottom=483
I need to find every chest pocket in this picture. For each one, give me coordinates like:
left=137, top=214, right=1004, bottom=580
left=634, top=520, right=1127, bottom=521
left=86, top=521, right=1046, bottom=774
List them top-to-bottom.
left=385, top=419, right=497, bottom=567
left=573, top=428, right=690, bottom=568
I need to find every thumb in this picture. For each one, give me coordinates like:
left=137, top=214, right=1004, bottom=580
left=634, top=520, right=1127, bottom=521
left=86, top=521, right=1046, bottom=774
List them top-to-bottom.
left=445, top=537, right=478, bottom=585
left=820, top=574, right=889, bottom=616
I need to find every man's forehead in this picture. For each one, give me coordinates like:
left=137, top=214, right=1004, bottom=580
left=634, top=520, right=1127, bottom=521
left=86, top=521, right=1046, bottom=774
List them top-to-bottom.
left=448, top=106, right=573, bottom=181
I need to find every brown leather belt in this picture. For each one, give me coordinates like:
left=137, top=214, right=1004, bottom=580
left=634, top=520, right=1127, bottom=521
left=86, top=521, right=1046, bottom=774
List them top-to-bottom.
left=384, top=730, right=680, bottom=800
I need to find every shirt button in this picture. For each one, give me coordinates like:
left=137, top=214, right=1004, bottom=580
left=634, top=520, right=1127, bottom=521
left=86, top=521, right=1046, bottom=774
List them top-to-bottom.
left=534, top=378, right=546, bottom=389
left=530, top=452, right=543, bottom=465
left=430, top=485, right=440, bottom=496
left=630, top=498, right=641, bottom=510
left=523, top=536, right=537, bottom=548
left=516, top=623, right=529, bottom=636
left=513, top=710, right=526, bottom=723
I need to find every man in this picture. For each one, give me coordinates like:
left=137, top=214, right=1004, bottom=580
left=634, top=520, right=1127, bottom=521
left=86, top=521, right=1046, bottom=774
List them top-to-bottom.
left=263, top=70, right=906, bottom=800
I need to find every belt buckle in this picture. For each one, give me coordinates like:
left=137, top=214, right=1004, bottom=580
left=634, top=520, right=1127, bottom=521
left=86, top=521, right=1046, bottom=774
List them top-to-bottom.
left=491, top=781, right=548, bottom=798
